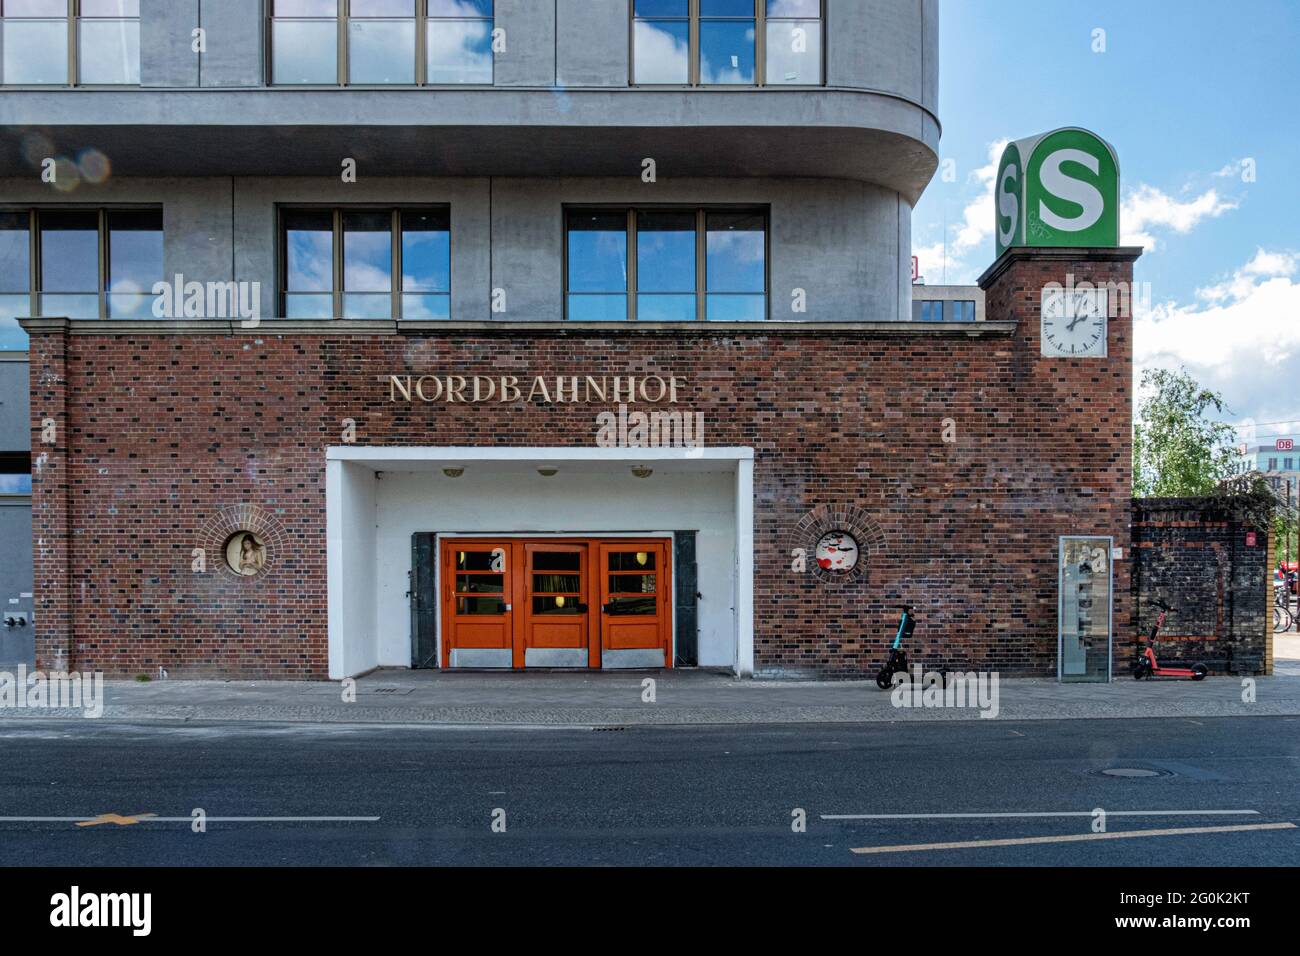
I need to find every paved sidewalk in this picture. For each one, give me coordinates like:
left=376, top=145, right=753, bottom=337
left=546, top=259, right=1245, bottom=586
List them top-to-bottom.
left=3, top=661, right=1299, bottom=727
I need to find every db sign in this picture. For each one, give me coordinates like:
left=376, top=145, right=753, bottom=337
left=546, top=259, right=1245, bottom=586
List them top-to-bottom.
left=995, top=127, right=1121, bottom=256
left=1277, top=439, right=1294, bottom=451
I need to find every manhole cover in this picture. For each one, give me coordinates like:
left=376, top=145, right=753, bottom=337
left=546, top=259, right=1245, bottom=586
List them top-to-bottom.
left=1093, top=767, right=1170, bottom=778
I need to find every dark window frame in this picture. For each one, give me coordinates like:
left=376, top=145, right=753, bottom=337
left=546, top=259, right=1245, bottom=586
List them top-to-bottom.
left=0, top=0, right=141, bottom=87
left=267, top=0, right=496, bottom=87
left=629, top=0, right=825, bottom=88
left=277, top=204, right=453, bottom=320
left=563, top=204, right=769, bottom=322
left=0, top=205, right=162, bottom=320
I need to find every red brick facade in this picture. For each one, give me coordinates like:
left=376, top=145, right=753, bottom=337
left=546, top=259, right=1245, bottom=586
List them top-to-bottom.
left=27, top=248, right=1139, bottom=679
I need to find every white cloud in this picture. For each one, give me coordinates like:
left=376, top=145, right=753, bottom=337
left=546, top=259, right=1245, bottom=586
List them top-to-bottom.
left=911, top=140, right=1006, bottom=283
left=914, top=148, right=1239, bottom=282
left=1121, top=185, right=1237, bottom=251
left=1137, top=249, right=1300, bottom=428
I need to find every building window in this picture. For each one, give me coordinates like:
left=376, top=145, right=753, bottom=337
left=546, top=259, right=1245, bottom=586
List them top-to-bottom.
left=270, top=0, right=494, bottom=86
left=632, top=0, right=822, bottom=87
left=1, top=1, right=140, bottom=86
left=280, top=207, right=451, bottom=320
left=565, top=207, right=767, bottom=322
left=0, top=208, right=162, bottom=336
left=913, top=299, right=978, bottom=322
left=0, top=452, right=31, bottom=495
left=1269, top=458, right=1278, bottom=471
left=1287, top=458, right=1295, bottom=471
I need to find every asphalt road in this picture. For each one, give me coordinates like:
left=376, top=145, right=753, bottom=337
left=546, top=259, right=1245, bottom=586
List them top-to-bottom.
left=0, top=716, right=1297, bottom=866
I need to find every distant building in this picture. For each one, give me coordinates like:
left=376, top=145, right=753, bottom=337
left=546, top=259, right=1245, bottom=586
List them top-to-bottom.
left=1231, top=443, right=1300, bottom=495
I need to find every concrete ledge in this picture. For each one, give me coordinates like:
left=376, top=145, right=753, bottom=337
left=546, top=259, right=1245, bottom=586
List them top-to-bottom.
left=978, top=246, right=1146, bottom=289
left=19, top=318, right=1017, bottom=338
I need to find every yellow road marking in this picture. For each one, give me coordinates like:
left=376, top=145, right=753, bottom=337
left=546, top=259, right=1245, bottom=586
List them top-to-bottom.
left=76, top=813, right=158, bottom=828
left=850, top=821, right=1296, bottom=855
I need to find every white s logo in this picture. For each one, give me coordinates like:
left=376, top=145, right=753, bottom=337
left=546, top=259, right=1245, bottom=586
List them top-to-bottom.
left=1038, top=148, right=1104, bottom=232
left=997, top=163, right=1019, bottom=247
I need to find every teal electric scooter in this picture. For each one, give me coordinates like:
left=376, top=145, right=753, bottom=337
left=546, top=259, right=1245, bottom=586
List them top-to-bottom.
left=875, top=605, right=915, bottom=689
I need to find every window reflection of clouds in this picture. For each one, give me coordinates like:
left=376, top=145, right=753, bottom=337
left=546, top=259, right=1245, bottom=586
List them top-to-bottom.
left=766, top=0, right=819, bottom=16
left=426, top=18, right=493, bottom=84
left=1, top=19, right=69, bottom=84
left=272, top=20, right=338, bottom=84
left=349, top=20, right=416, bottom=84
left=765, top=20, right=820, bottom=84
left=633, top=21, right=689, bottom=84
left=699, top=23, right=755, bottom=85
left=707, top=227, right=765, bottom=292
left=287, top=230, right=332, bottom=293
left=402, top=232, right=450, bottom=293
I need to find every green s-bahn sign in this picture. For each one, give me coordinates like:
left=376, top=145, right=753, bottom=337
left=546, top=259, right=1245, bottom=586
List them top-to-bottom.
left=994, top=127, right=1120, bottom=257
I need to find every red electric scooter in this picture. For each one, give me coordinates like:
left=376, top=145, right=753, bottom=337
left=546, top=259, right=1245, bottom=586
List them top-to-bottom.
left=1132, top=599, right=1208, bottom=681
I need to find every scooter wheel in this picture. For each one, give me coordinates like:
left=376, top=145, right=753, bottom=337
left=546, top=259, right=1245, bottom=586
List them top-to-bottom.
left=1132, top=661, right=1148, bottom=680
left=1191, top=663, right=1208, bottom=681
left=875, top=669, right=893, bottom=690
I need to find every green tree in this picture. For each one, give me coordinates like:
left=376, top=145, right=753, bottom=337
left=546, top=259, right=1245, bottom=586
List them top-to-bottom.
left=1132, top=368, right=1238, bottom=497
left=1275, top=510, right=1297, bottom=565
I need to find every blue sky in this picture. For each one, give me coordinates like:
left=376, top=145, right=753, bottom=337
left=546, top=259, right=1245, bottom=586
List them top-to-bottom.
left=913, top=0, right=1300, bottom=444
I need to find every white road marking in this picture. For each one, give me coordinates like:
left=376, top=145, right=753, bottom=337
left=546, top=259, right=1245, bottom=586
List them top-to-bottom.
left=823, top=810, right=1260, bottom=820
left=851, top=822, right=1296, bottom=855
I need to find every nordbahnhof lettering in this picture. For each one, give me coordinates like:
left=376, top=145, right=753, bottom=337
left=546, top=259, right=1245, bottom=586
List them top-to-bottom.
left=389, top=375, right=688, bottom=405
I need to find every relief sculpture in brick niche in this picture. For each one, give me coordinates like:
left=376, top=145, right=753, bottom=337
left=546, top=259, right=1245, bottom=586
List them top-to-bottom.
left=793, top=504, right=885, bottom=586
left=197, top=505, right=287, bottom=581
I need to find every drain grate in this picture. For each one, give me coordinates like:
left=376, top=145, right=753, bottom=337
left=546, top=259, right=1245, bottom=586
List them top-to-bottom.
left=592, top=726, right=628, bottom=732
left=1091, top=767, right=1172, bottom=778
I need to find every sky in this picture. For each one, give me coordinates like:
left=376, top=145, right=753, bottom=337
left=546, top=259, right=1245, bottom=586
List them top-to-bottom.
left=912, top=0, right=1300, bottom=446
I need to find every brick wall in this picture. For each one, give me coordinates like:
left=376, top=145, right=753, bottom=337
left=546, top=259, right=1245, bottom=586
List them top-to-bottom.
left=28, top=247, right=1139, bottom=679
left=1131, top=497, right=1271, bottom=675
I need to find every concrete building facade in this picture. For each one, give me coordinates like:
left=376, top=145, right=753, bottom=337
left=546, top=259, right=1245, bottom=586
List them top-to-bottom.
left=2, top=1, right=1137, bottom=679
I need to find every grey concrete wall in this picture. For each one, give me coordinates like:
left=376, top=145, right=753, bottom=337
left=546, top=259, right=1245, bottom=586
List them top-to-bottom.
left=141, top=0, right=200, bottom=88
left=200, top=0, right=266, bottom=88
left=496, top=0, right=556, bottom=86
left=556, top=0, right=628, bottom=87
left=827, top=0, right=928, bottom=108
left=0, top=174, right=913, bottom=322
left=0, top=361, right=29, bottom=450
left=0, top=500, right=33, bottom=668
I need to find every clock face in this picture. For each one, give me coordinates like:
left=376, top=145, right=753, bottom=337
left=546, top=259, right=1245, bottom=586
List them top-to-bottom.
left=1041, top=287, right=1108, bottom=358
left=815, top=532, right=859, bottom=573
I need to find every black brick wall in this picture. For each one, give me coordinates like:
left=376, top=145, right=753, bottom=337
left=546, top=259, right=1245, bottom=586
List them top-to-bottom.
left=1131, top=497, right=1270, bottom=675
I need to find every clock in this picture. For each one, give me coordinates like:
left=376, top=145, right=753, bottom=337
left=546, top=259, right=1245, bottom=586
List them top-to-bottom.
left=1041, top=286, right=1108, bottom=358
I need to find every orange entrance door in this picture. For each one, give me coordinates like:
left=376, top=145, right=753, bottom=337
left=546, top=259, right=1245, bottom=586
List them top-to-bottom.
left=438, top=538, right=671, bottom=669
left=441, top=541, right=513, bottom=669
left=598, top=541, right=672, bottom=668
left=520, top=542, right=594, bottom=668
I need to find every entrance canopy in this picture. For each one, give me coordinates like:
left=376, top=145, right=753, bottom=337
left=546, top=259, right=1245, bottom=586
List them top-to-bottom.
left=325, top=447, right=755, bottom=680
